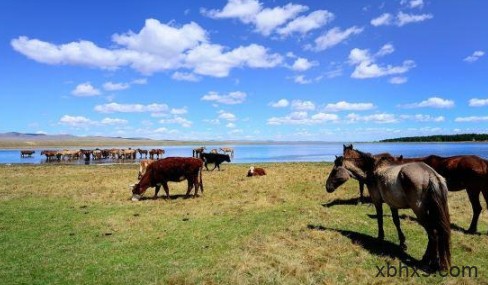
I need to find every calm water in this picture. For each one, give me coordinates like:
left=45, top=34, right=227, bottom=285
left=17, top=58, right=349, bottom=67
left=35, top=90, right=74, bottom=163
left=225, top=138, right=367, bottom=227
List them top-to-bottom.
left=4, top=142, right=488, bottom=165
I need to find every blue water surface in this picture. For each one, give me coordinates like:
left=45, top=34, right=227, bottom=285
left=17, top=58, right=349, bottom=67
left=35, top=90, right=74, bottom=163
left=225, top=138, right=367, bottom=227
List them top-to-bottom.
left=3, top=142, right=488, bottom=165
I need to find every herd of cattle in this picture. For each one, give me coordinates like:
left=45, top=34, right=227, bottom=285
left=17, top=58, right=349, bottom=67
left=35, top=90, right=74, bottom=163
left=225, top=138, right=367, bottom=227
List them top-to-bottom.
left=30, top=148, right=165, bottom=161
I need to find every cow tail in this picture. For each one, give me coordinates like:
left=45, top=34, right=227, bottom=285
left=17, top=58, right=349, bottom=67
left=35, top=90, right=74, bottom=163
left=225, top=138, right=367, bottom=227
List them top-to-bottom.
left=199, top=165, right=204, bottom=194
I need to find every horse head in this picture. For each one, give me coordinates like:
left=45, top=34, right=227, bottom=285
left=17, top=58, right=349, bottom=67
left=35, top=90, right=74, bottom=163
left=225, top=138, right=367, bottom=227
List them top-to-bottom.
left=325, top=156, right=352, bottom=193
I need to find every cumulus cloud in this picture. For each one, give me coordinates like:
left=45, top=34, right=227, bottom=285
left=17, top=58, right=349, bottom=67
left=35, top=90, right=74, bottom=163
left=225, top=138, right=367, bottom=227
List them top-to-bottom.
left=202, top=0, right=311, bottom=36
left=277, top=10, right=334, bottom=37
left=371, top=11, right=432, bottom=27
left=11, top=18, right=282, bottom=78
left=309, top=26, right=363, bottom=51
left=348, top=44, right=416, bottom=79
left=464, top=50, right=485, bottom=63
left=290, top=57, right=318, bottom=71
left=171, top=72, right=201, bottom=82
left=293, top=75, right=312, bottom=84
left=389, top=76, right=408, bottom=84
left=103, top=81, right=130, bottom=91
left=71, top=82, right=101, bottom=96
left=201, top=91, right=247, bottom=104
left=399, top=97, right=454, bottom=109
left=469, top=98, right=488, bottom=107
left=269, top=99, right=289, bottom=108
left=291, top=100, right=315, bottom=111
left=324, top=101, right=375, bottom=112
left=94, top=102, right=169, bottom=113
left=218, top=110, right=237, bottom=121
left=267, top=111, right=338, bottom=125
left=346, top=113, right=398, bottom=123
left=399, top=114, right=445, bottom=122
left=59, top=115, right=127, bottom=126
left=159, top=116, right=192, bottom=127
left=455, top=116, right=488, bottom=122
left=100, top=118, right=129, bottom=125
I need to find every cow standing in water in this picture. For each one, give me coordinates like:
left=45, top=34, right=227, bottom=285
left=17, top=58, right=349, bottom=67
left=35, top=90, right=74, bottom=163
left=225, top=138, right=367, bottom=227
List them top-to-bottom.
left=131, top=157, right=204, bottom=201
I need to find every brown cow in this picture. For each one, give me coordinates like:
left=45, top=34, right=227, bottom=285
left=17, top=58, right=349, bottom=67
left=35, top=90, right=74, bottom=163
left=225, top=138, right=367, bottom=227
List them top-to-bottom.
left=20, top=150, right=35, bottom=158
left=131, top=157, right=204, bottom=201
left=247, top=166, right=266, bottom=177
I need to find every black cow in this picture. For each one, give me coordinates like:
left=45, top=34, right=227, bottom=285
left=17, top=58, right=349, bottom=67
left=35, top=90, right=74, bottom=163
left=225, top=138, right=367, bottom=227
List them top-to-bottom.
left=200, top=152, right=231, bottom=171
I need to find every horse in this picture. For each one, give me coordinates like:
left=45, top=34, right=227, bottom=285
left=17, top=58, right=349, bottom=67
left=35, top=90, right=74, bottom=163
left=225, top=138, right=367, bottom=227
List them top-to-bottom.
left=192, top=147, right=205, bottom=158
left=220, top=147, right=234, bottom=158
left=325, top=147, right=451, bottom=271
left=137, top=148, right=148, bottom=159
left=149, top=149, right=165, bottom=160
left=398, top=154, right=488, bottom=234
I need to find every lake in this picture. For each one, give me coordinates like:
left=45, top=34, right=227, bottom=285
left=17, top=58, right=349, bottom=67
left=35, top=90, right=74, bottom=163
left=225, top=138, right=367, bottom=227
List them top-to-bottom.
left=4, top=142, right=488, bottom=165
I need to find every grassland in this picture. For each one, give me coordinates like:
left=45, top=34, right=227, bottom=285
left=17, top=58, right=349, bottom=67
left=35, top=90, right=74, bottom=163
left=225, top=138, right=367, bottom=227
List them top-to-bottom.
left=0, top=163, right=487, bottom=284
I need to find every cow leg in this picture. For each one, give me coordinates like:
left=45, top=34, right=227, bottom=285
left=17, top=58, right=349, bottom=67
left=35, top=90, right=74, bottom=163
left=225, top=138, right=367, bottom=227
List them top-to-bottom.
left=204, top=162, right=210, bottom=171
left=211, top=163, right=217, bottom=171
left=185, top=178, right=195, bottom=198
left=162, top=182, right=170, bottom=199
left=154, top=184, right=161, bottom=198
left=466, top=187, right=482, bottom=234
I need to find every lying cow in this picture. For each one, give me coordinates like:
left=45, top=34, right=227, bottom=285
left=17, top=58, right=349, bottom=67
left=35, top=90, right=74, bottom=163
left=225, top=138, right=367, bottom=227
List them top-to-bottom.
left=200, top=152, right=231, bottom=171
left=130, top=157, right=204, bottom=201
left=247, top=166, right=266, bottom=177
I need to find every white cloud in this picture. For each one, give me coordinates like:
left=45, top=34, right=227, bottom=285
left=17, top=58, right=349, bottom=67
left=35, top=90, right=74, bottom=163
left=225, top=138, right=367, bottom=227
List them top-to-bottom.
left=202, top=0, right=309, bottom=36
left=408, top=0, right=424, bottom=9
left=253, top=4, right=308, bottom=36
left=277, top=10, right=334, bottom=37
left=371, top=12, right=432, bottom=27
left=371, top=13, right=393, bottom=26
left=12, top=18, right=282, bottom=78
left=310, top=26, right=364, bottom=51
left=348, top=44, right=416, bottom=79
left=464, top=50, right=485, bottom=63
left=290, top=57, right=318, bottom=71
left=171, top=72, right=201, bottom=82
left=293, top=75, right=312, bottom=84
left=389, top=76, right=408, bottom=84
left=131, top=78, right=148, bottom=85
left=103, top=81, right=130, bottom=91
left=71, top=82, right=101, bottom=96
left=201, top=91, right=247, bottom=104
left=399, top=97, right=454, bottom=109
left=469, top=98, right=488, bottom=107
left=269, top=99, right=289, bottom=108
left=291, top=100, right=315, bottom=111
left=324, top=101, right=375, bottom=112
left=94, top=102, right=169, bottom=113
left=170, top=107, right=188, bottom=115
left=218, top=111, right=237, bottom=121
left=267, top=111, right=338, bottom=125
left=346, top=113, right=398, bottom=123
left=399, top=114, right=445, bottom=122
left=59, top=115, right=95, bottom=126
left=159, top=116, right=192, bottom=127
left=455, top=116, right=488, bottom=122
left=100, top=118, right=128, bottom=125
left=226, top=122, right=236, bottom=128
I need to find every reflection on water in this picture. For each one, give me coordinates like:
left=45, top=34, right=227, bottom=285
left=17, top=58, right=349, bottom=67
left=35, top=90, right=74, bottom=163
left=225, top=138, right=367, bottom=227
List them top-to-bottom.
left=3, top=142, right=488, bottom=165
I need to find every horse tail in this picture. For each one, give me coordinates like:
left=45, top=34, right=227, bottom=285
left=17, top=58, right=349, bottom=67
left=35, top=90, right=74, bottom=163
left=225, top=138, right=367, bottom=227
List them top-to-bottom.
left=426, top=176, right=451, bottom=269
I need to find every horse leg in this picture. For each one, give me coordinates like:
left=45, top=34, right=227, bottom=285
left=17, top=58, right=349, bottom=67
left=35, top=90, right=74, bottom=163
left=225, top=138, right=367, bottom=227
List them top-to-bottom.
left=359, top=182, right=364, bottom=204
left=466, top=187, right=482, bottom=234
left=482, top=189, right=488, bottom=234
left=374, top=202, right=385, bottom=240
left=391, top=207, right=407, bottom=250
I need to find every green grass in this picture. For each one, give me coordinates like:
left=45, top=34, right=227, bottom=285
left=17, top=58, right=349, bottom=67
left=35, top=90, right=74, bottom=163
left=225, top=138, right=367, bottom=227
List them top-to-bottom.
left=0, top=163, right=487, bottom=284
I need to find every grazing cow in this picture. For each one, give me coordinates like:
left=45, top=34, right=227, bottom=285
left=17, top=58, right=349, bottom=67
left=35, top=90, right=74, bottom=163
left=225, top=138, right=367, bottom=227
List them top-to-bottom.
left=192, top=147, right=206, bottom=158
left=137, top=148, right=148, bottom=159
left=20, top=150, right=35, bottom=158
left=200, top=152, right=231, bottom=171
left=130, top=157, right=204, bottom=200
left=138, top=159, right=155, bottom=179
left=247, top=166, right=266, bottom=177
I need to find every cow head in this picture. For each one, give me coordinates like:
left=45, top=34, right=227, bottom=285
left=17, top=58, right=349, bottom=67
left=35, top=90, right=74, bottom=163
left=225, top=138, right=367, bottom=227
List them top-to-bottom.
left=247, top=166, right=254, bottom=177
left=129, top=183, right=143, bottom=201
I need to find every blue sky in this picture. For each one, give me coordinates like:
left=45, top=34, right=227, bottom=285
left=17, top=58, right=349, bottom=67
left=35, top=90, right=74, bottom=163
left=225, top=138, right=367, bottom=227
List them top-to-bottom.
left=1, top=0, right=487, bottom=141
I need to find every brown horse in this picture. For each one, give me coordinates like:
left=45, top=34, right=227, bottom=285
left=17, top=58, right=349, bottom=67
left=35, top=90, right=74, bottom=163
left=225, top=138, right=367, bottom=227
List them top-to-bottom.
left=192, top=147, right=205, bottom=158
left=220, top=147, right=234, bottom=158
left=326, top=147, right=451, bottom=271
left=20, top=150, right=35, bottom=158
left=354, top=151, right=395, bottom=203
left=398, top=154, right=488, bottom=234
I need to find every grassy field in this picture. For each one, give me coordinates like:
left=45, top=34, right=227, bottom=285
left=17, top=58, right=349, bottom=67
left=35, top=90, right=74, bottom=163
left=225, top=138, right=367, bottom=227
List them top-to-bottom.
left=0, top=163, right=487, bottom=284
